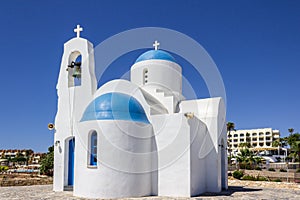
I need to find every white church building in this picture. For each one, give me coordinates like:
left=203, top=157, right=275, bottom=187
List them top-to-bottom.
left=53, top=25, right=227, bottom=199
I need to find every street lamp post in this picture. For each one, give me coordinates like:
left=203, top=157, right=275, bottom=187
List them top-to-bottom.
left=283, top=148, right=287, bottom=163
left=286, top=161, right=289, bottom=182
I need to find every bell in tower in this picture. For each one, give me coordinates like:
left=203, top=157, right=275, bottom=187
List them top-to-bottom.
left=67, top=61, right=82, bottom=79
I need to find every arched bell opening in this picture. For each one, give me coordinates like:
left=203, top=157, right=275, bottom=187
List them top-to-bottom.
left=67, top=51, right=82, bottom=87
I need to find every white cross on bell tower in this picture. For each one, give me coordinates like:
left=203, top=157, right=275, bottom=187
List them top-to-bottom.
left=74, top=24, right=83, bottom=38
left=153, top=40, right=160, bottom=50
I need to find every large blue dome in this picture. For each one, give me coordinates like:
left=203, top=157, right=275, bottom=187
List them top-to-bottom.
left=135, top=50, right=176, bottom=63
left=81, top=92, right=149, bottom=124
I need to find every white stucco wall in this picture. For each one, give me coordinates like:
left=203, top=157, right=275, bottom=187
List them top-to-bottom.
left=180, top=97, right=227, bottom=193
left=150, top=112, right=222, bottom=197
left=151, top=114, right=191, bottom=197
left=188, top=117, right=208, bottom=196
left=74, top=120, right=154, bottom=199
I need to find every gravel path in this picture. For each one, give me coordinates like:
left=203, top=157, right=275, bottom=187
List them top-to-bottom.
left=0, top=180, right=299, bottom=200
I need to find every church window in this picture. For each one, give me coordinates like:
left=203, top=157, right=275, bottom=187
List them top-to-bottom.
left=143, top=68, right=148, bottom=84
left=89, top=131, right=97, bottom=166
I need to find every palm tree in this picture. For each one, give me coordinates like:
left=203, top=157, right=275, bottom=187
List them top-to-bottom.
left=227, top=122, right=235, bottom=159
left=227, top=122, right=235, bottom=135
left=288, top=128, right=294, bottom=135
left=286, top=131, right=300, bottom=167
left=272, top=139, right=281, bottom=156
left=239, top=142, right=251, bottom=149
left=236, top=148, right=255, bottom=169
left=25, top=149, right=33, bottom=165
left=254, top=156, right=263, bottom=168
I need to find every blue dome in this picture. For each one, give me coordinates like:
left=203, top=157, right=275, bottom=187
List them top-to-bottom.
left=135, top=50, right=176, bottom=63
left=81, top=92, right=149, bottom=124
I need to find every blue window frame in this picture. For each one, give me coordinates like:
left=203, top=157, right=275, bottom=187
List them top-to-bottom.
left=90, top=131, right=97, bottom=166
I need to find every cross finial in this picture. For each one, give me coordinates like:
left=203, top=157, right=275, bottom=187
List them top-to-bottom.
left=74, top=24, right=83, bottom=38
left=153, top=40, right=160, bottom=50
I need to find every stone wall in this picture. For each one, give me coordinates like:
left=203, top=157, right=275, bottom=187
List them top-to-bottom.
left=0, top=174, right=52, bottom=187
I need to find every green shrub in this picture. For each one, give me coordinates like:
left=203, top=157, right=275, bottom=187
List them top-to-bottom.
left=40, top=145, right=54, bottom=176
left=239, top=163, right=252, bottom=170
left=246, top=165, right=252, bottom=170
left=0, top=166, right=8, bottom=172
left=255, top=166, right=262, bottom=170
left=268, top=168, right=276, bottom=172
left=279, top=168, right=287, bottom=172
left=296, top=168, right=300, bottom=173
left=233, top=170, right=244, bottom=179
left=240, top=174, right=268, bottom=181
left=241, top=175, right=256, bottom=181
left=256, top=176, right=268, bottom=181
left=273, top=179, right=282, bottom=182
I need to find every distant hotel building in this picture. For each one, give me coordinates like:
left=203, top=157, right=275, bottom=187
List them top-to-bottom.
left=227, top=128, right=280, bottom=156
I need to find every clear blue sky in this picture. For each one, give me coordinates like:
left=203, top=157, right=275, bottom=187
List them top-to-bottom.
left=0, top=0, right=299, bottom=152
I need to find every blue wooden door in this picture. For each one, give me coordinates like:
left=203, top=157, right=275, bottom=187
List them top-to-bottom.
left=68, top=138, right=75, bottom=186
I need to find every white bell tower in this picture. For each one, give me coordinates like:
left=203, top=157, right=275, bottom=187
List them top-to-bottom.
left=53, top=25, right=97, bottom=191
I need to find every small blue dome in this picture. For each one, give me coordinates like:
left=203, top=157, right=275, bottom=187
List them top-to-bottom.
left=135, top=50, right=176, bottom=63
left=81, top=92, right=149, bottom=124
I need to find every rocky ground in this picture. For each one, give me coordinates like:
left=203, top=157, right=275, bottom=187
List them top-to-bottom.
left=228, top=178, right=300, bottom=190
left=0, top=179, right=299, bottom=199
